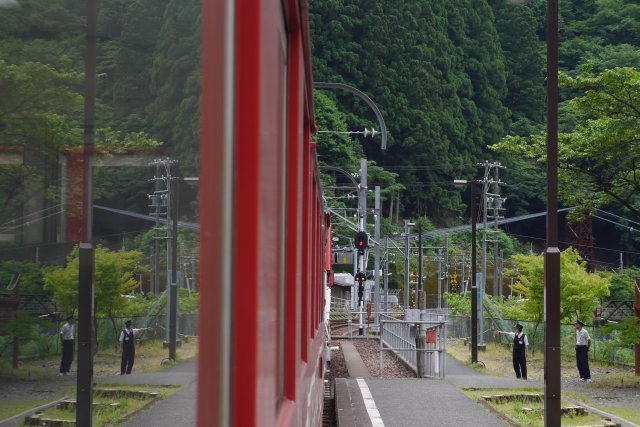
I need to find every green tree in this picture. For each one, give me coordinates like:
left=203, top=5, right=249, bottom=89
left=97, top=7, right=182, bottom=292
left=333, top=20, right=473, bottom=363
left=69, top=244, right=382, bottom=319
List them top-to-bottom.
left=492, top=67, right=640, bottom=221
left=43, top=246, right=145, bottom=341
left=509, top=248, right=610, bottom=324
left=0, top=260, right=44, bottom=294
left=600, top=267, right=640, bottom=301
left=602, top=316, right=640, bottom=348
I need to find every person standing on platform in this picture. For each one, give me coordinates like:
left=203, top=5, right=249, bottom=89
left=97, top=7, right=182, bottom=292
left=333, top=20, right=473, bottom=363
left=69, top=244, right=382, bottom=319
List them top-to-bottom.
left=59, top=315, right=75, bottom=375
left=119, top=320, right=152, bottom=375
left=575, top=320, right=591, bottom=382
left=494, top=323, right=528, bottom=380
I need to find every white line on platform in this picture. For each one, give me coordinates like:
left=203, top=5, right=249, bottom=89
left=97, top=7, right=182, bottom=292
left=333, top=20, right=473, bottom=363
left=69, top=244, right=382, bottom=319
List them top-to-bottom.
left=356, top=378, right=385, bottom=427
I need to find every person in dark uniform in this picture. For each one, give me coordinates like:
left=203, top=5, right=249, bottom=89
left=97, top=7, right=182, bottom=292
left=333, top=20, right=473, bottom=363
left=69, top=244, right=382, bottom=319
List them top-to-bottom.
left=59, top=315, right=75, bottom=375
left=119, top=320, right=152, bottom=375
left=494, top=323, right=529, bottom=380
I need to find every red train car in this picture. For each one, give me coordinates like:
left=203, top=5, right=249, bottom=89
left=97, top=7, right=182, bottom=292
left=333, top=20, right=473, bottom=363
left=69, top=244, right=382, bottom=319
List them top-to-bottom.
left=199, top=1, right=328, bottom=426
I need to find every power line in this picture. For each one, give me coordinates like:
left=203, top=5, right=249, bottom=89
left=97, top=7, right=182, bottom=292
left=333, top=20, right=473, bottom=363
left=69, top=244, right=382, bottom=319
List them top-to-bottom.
left=595, top=209, right=640, bottom=227
left=503, top=231, right=640, bottom=256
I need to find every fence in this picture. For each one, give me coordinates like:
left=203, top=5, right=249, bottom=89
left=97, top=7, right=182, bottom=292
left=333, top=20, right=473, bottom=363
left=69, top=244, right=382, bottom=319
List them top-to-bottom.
left=0, top=313, right=198, bottom=364
left=379, top=313, right=446, bottom=378
left=447, top=315, right=634, bottom=367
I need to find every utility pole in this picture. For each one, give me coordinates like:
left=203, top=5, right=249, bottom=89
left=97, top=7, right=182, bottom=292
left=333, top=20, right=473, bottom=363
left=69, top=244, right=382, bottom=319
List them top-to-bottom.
left=544, top=0, right=562, bottom=422
left=149, top=158, right=179, bottom=360
left=358, top=158, right=367, bottom=336
left=151, top=162, right=162, bottom=294
left=169, top=174, right=179, bottom=360
left=471, top=180, right=478, bottom=363
left=373, top=186, right=381, bottom=331
left=403, top=220, right=411, bottom=309
left=416, top=224, right=426, bottom=377
left=444, top=235, right=449, bottom=311
left=384, top=236, right=389, bottom=314
left=437, top=248, right=442, bottom=310
left=499, top=250, right=504, bottom=297
left=620, top=252, right=624, bottom=273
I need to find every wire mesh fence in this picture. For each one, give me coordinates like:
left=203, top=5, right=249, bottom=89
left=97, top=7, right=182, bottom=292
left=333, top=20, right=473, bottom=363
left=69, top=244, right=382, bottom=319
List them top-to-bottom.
left=0, top=313, right=198, bottom=364
left=447, top=315, right=634, bottom=366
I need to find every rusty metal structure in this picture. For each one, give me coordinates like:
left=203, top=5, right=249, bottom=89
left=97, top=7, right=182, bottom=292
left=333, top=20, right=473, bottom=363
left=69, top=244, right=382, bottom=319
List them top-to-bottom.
left=565, top=215, right=595, bottom=272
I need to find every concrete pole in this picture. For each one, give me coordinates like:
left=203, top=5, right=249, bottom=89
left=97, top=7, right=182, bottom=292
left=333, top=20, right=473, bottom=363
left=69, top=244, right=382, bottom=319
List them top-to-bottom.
left=358, top=159, right=367, bottom=336
left=480, top=171, right=488, bottom=346
left=471, top=181, right=478, bottom=363
left=374, top=186, right=381, bottom=331
left=493, top=196, right=500, bottom=297
left=404, top=220, right=410, bottom=309
left=417, top=224, right=426, bottom=377
left=444, top=235, right=449, bottom=311
left=384, top=237, right=389, bottom=314
left=437, top=248, right=442, bottom=310
left=499, top=249, right=504, bottom=297
left=634, top=279, right=639, bottom=376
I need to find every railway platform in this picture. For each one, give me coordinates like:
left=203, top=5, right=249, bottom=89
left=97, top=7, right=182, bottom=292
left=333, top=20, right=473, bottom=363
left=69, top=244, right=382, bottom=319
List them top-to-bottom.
left=335, top=354, right=542, bottom=427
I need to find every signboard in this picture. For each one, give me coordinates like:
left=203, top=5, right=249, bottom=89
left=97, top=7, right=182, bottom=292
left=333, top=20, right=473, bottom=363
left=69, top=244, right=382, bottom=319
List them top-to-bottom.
left=332, top=251, right=354, bottom=265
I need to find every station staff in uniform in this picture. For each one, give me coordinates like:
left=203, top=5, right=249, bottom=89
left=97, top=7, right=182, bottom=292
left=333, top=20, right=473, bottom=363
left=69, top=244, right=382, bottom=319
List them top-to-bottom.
left=59, top=315, right=75, bottom=375
left=119, top=320, right=152, bottom=375
left=575, top=320, right=591, bottom=381
left=494, top=323, right=529, bottom=380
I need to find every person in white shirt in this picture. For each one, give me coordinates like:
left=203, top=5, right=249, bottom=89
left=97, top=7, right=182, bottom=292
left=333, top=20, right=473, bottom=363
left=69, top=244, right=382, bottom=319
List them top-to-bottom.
left=59, top=315, right=75, bottom=375
left=119, top=320, right=152, bottom=375
left=575, top=320, right=591, bottom=381
left=494, top=323, right=529, bottom=380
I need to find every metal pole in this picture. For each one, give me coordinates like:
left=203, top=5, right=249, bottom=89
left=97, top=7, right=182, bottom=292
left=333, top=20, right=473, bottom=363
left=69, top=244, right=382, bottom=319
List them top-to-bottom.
left=77, top=0, right=97, bottom=421
left=544, top=0, right=562, bottom=423
left=313, top=82, right=388, bottom=150
left=471, top=181, right=478, bottom=363
left=374, top=186, right=381, bottom=331
left=404, top=220, right=410, bottom=309
left=76, top=243, right=95, bottom=427
left=352, top=249, right=357, bottom=310
left=461, top=253, right=466, bottom=294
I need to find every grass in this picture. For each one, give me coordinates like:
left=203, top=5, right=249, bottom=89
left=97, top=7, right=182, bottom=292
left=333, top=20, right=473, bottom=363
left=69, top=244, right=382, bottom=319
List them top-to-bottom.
left=1, top=338, right=198, bottom=381
left=0, top=339, right=197, bottom=424
left=447, top=339, right=634, bottom=381
left=449, top=339, right=640, bottom=425
left=21, top=384, right=182, bottom=426
left=461, top=388, right=607, bottom=427
left=0, top=399, right=53, bottom=421
left=598, top=407, right=640, bottom=425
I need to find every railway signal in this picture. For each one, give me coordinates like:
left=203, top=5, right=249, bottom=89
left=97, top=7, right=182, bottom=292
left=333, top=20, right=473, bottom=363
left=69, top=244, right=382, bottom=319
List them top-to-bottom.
left=355, top=231, right=368, bottom=254
left=355, top=272, right=366, bottom=302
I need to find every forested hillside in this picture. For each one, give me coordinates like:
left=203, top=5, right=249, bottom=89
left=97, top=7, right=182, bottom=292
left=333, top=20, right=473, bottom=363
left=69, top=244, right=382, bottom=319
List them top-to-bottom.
left=2, top=0, right=639, bottom=241
left=310, top=0, right=640, bottom=237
